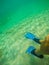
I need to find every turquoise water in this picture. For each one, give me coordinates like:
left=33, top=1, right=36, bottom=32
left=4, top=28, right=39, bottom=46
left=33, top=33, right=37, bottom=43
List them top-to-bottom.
left=0, top=0, right=49, bottom=65
left=0, top=0, right=49, bottom=32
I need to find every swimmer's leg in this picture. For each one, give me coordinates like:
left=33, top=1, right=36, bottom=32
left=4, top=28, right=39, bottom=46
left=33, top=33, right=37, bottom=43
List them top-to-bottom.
left=25, top=32, right=41, bottom=44
left=26, top=46, right=44, bottom=59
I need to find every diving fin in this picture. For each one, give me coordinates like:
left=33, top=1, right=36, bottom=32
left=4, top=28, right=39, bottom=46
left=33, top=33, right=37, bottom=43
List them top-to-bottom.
left=25, top=32, right=40, bottom=44
left=26, top=46, right=44, bottom=59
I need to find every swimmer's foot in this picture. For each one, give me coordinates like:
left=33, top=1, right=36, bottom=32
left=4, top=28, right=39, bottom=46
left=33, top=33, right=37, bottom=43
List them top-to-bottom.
left=25, top=32, right=41, bottom=44
left=26, top=46, right=44, bottom=59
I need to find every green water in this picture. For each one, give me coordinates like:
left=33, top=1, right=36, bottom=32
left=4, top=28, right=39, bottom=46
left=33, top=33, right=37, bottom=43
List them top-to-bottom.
left=0, top=0, right=49, bottom=65
left=0, top=0, right=49, bottom=32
